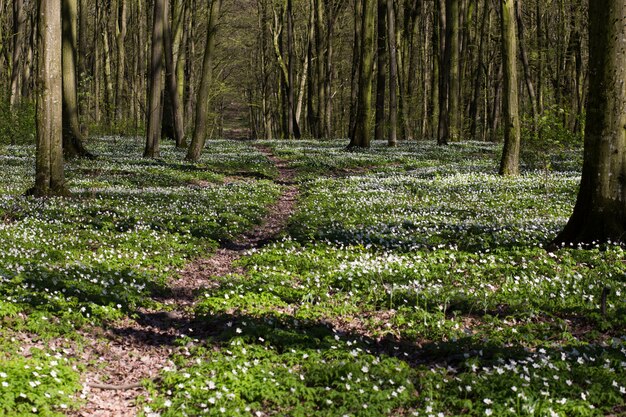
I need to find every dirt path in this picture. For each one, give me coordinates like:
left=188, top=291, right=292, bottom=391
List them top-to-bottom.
left=69, top=145, right=298, bottom=417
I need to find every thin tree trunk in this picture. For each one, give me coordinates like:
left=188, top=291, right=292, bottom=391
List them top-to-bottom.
left=10, top=0, right=26, bottom=108
left=62, top=0, right=93, bottom=158
left=114, top=0, right=126, bottom=122
left=163, top=0, right=185, bottom=147
left=186, top=0, right=222, bottom=161
left=374, top=0, right=386, bottom=141
left=386, top=0, right=397, bottom=146
left=515, top=0, right=537, bottom=137
left=102, top=22, right=113, bottom=123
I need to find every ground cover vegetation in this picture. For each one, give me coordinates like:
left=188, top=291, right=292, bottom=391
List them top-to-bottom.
left=3, top=0, right=626, bottom=415
left=2, top=138, right=625, bottom=416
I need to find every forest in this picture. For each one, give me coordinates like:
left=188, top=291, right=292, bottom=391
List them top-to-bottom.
left=1, top=0, right=626, bottom=416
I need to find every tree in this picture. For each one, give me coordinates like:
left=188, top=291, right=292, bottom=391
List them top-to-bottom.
left=10, top=0, right=27, bottom=108
left=29, top=0, right=67, bottom=197
left=62, top=0, right=93, bottom=158
left=145, top=0, right=165, bottom=159
left=163, top=0, right=186, bottom=147
left=186, top=0, right=222, bottom=162
left=348, top=0, right=375, bottom=149
left=386, top=0, right=397, bottom=147
left=498, top=0, right=521, bottom=175
left=551, top=0, right=626, bottom=246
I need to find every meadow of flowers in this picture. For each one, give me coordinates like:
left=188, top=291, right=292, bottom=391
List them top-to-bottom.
left=1, top=138, right=625, bottom=417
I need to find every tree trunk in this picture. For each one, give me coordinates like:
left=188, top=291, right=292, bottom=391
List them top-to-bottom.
left=10, top=0, right=26, bottom=108
left=31, top=0, right=68, bottom=197
left=62, top=0, right=93, bottom=158
left=114, top=0, right=126, bottom=122
left=144, top=0, right=165, bottom=158
left=163, top=0, right=186, bottom=147
left=186, top=0, right=222, bottom=161
left=348, top=0, right=375, bottom=148
left=348, top=0, right=362, bottom=140
left=374, top=0, right=386, bottom=141
left=386, top=0, right=397, bottom=146
left=446, top=0, right=460, bottom=142
left=498, top=0, right=521, bottom=176
left=515, top=0, right=537, bottom=137
left=551, top=0, right=626, bottom=246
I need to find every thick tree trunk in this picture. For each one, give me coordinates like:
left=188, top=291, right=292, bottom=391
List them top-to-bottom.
left=31, top=0, right=68, bottom=197
left=62, top=0, right=93, bottom=159
left=145, top=0, right=165, bottom=158
left=186, top=0, right=222, bottom=161
left=348, top=0, right=375, bottom=148
left=498, top=0, right=521, bottom=175
left=551, top=0, right=626, bottom=246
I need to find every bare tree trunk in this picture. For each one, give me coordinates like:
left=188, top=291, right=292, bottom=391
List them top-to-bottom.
left=10, top=0, right=26, bottom=108
left=31, top=0, right=68, bottom=197
left=62, top=0, right=93, bottom=158
left=115, top=0, right=126, bottom=122
left=145, top=0, right=165, bottom=158
left=163, top=0, right=186, bottom=147
left=186, top=0, right=222, bottom=161
left=348, top=0, right=375, bottom=148
left=348, top=0, right=362, bottom=140
left=374, top=0, right=386, bottom=141
left=386, top=0, right=397, bottom=146
left=446, top=0, right=460, bottom=142
left=499, top=0, right=521, bottom=175
left=515, top=0, right=537, bottom=136
left=551, top=0, right=626, bottom=246
left=102, top=19, right=113, bottom=124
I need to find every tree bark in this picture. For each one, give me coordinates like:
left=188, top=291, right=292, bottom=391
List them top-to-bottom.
left=10, top=0, right=26, bottom=108
left=31, top=0, right=68, bottom=197
left=62, top=0, right=93, bottom=158
left=114, top=0, right=127, bottom=122
left=145, top=0, right=165, bottom=158
left=163, top=0, right=186, bottom=147
left=186, top=0, right=222, bottom=161
left=348, top=0, right=375, bottom=148
left=374, top=0, right=386, bottom=141
left=386, top=0, right=397, bottom=146
left=446, top=0, right=460, bottom=142
left=498, top=0, right=521, bottom=176
left=551, top=0, right=626, bottom=246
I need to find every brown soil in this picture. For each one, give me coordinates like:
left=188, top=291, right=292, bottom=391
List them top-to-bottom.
left=68, top=145, right=298, bottom=417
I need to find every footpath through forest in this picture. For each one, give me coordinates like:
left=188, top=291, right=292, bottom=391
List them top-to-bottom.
left=71, top=146, right=299, bottom=417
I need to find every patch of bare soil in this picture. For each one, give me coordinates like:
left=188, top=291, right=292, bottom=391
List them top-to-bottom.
left=69, top=145, right=299, bottom=417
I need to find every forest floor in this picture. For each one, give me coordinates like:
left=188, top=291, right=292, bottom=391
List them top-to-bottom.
left=1, top=138, right=626, bottom=417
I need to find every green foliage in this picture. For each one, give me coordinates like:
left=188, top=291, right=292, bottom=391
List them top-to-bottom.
left=0, top=98, right=36, bottom=146
left=521, top=106, right=584, bottom=171
left=0, top=353, right=81, bottom=416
